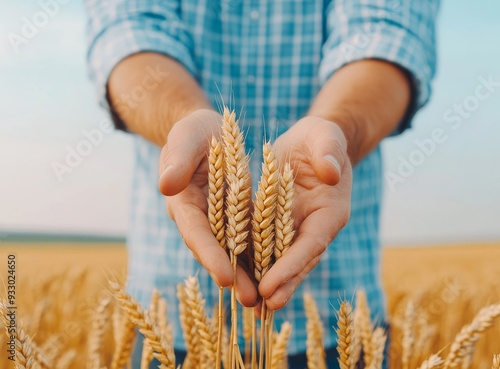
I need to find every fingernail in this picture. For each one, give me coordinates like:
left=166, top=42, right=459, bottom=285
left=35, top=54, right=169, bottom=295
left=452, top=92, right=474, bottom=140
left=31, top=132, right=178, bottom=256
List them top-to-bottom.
left=323, top=154, right=341, bottom=174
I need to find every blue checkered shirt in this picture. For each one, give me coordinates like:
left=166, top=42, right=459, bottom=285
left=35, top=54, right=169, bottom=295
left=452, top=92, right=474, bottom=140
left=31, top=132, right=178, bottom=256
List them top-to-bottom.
left=85, top=0, right=437, bottom=355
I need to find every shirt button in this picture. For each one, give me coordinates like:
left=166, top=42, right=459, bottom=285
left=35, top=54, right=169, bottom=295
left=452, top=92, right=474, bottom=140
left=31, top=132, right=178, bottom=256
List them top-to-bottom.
left=250, top=10, right=259, bottom=20
left=246, top=75, right=256, bottom=84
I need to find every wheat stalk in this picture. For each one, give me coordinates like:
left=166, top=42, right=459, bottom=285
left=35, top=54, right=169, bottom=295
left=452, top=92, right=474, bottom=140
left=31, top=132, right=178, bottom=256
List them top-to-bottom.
left=183, top=277, right=218, bottom=369
left=110, top=281, right=176, bottom=369
left=355, top=290, right=374, bottom=366
left=304, top=293, right=327, bottom=369
left=402, top=300, right=416, bottom=369
left=336, top=301, right=355, bottom=369
left=444, top=304, right=500, bottom=369
left=270, top=321, right=292, bottom=369
left=417, top=354, right=444, bottom=369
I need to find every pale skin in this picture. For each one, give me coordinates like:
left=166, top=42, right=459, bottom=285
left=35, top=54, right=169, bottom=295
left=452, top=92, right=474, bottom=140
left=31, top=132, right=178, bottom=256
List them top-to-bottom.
left=108, top=52, right=410, bottom=310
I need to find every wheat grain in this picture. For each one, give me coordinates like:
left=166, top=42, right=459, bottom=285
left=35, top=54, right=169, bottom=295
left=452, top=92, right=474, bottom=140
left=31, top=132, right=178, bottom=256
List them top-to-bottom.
left=275, top=162, right=295, bottom=259
left=110, top=281, right=175, bottom=369
left=336, top=301, right=355, bottom=369
left=444, top=304, right=500, bottom=369
left=270, top=322, right=292, bottom=369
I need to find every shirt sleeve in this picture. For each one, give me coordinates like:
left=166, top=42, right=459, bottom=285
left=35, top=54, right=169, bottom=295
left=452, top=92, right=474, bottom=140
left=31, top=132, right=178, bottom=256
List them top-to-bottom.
left=85, top=0, right=197, bottom=121
left=319, top=0, right=439, bottom=134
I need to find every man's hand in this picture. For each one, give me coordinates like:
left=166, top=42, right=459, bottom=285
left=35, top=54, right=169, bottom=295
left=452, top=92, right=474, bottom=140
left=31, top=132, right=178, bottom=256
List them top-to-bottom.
left=158, top=109, right=258, bottom=307
left=259, top=116, right=353, bottom=310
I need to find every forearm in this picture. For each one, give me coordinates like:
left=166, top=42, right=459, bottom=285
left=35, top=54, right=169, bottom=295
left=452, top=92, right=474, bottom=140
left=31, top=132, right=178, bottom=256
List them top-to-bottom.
left=108, top=52, right=212, bottom=146
left=309, top=59, right=411, bottom=165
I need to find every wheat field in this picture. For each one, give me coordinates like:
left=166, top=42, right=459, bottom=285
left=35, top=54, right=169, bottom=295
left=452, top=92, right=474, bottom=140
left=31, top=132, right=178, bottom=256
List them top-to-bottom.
left=0, top=243, right=499, bottom=369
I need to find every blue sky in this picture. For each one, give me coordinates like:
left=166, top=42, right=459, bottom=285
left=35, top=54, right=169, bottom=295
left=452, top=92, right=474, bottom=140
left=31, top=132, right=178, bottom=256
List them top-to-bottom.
left=0, top=1, right=499, bottom=245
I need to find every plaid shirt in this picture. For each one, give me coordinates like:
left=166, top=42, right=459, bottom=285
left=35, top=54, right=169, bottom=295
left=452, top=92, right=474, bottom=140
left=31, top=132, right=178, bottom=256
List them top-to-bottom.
left=85, top=0, right=437, bottom=355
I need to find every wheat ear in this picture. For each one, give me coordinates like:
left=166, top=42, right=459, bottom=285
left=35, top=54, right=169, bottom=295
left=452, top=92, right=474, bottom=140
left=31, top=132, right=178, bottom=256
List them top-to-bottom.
left=222, top=107, right=251, bottom=369
left=208, top=136, right=226, bottom=369
left=251, top=142, right=279, bottom=369
left=275, top=162, right=295, bottom=259
left=183, top=277, right=218, bottom=368
left=110, top=281, right=176, bottom=369
left=177, top=284, right=200, bottom=369
left=141, top=290, right=160, bottom=369
left=355, top=290, right=374, bottom=366
left=304, top=293, right=327, bottom=369
left=86, top=295, right=111, bottom=369
left=87, top=296, right=111, bottom=369
left=158, top=297, right=173, bottom=347
left=402, top=300, right=416, bottom=369
left=336, top=301, right=355, bottom=369
left=1, top=302, right=36, bottom=369
left=444, top=304, right=500, bottom=369
left=351, top=307, right=362, bottom=368
left=110, top=312, right=136, bottom=369
left=270, top=321, right=292, bottom=369
left=367, top=327, right=386, bottom=369
left=30, top=341, right=52, bottom=368
left=417, top=354, right=444, bottom=369
left=492, top=354, right=500, bottom=369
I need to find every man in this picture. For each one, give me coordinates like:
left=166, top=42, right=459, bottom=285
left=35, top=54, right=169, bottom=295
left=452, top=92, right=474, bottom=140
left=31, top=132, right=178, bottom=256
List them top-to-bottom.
left=85, top=1, right=438, bottom=367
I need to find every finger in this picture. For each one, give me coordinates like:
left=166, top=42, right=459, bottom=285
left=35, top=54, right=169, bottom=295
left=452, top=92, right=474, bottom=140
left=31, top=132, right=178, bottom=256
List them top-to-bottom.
left=158, top=111, right=221, bottom=196
left=309, top=120, right=348, bottom=186
left=169, top=199, right=233, bottom=287
left=258, top=208, right=346, bottom=300
left=265, top=256, right=320, bottom=310
left=235, top=265, right=259, bottom=307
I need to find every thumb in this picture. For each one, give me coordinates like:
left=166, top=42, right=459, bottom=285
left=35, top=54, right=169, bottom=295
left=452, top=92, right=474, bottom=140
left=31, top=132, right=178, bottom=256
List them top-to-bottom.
left=158, top=109, right=221, bottom=196
left=310, top=120, right=348, bottom=186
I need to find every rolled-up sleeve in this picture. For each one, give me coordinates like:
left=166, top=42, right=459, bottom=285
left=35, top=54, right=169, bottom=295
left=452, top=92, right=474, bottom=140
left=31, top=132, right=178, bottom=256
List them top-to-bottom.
left=85, top=0, right=197, bottom=111
left=319, top=0, right=439, bottom=133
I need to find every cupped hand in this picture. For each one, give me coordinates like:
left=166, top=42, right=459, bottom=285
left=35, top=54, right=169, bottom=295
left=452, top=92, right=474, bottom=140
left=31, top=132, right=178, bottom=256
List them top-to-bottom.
left=158, top=109, right=258, bottom=307
left=259, top=116, right=353, bottom=310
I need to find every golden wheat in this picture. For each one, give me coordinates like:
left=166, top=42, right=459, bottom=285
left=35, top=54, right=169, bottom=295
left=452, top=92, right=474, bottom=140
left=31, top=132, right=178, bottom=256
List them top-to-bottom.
left=336, top=301, right=355, bottom=369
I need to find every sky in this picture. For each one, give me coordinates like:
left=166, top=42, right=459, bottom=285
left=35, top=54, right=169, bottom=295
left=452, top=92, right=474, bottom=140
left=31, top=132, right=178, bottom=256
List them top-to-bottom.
left=0, top=1, right=499, bottom=245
